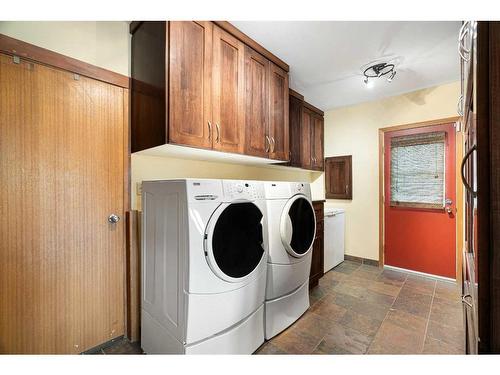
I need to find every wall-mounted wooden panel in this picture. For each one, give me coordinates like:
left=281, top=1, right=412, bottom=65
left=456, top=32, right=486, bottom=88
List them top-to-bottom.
left=0, top=53, right=126, bottom=353
left=325, top=155, right=352, bottom=199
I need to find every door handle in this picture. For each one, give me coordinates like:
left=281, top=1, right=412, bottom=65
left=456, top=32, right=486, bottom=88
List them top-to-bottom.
left=207, top=121, right=212, bottom=142
left=215, top=123, right=220, bottom=143
left=265, top=135, right=270, bottom=152
left=270, top=137, right=275, bottom=153
left=461, top=144, right=477, bottom=197
left=108, top=214, right=120, bottom=224
left=462, top=294, right=473, bottom=308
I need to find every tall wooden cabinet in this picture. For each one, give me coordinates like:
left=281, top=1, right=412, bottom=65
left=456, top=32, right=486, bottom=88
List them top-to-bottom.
left=131, top=21, right=289, bottom=162
left=460, top=21, right=500, bottom=354
left=289, top=89, right=325, bottom=171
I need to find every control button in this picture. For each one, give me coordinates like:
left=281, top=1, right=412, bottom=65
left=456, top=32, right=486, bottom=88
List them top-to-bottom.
left=296, top=183, right=303, bottom=191
left=236, top=184, right=244, bottom=193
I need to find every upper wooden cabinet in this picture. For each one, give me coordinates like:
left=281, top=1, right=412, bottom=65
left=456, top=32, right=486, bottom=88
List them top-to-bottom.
left=131, top=21, right=289, bottom=162
left=169, top=21, right=213, bottom=149
left=212, top=25, right=245, bottom=153
left=244, top=46, right=269, bottom=158
left=269, top=63, right=289, bottom=161
left=288, top=89, right=324, bottom=171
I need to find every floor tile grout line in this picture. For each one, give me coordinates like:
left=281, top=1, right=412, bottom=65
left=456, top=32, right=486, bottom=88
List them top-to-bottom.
left=365, top=271, right=409, bottom=353
left=421, top=279, right=437, bottom=353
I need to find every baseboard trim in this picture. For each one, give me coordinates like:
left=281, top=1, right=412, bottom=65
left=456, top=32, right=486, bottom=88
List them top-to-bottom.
left=344, top=254, right=379, bottom=267
left=384, top=265, right=456, bottom=283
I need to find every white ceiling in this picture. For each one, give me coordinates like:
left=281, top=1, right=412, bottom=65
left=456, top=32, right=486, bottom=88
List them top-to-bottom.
left=231, top=21, right=461, bottom=110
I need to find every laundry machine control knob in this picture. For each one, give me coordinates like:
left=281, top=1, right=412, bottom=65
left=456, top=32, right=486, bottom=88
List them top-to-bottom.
left=296, top=183, right=303, bottom=191
left=236, top=184, right=244, bottom=193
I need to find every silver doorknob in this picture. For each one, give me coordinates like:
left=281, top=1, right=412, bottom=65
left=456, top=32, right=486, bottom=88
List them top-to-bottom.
left=108, top=214, right=120, bottom=224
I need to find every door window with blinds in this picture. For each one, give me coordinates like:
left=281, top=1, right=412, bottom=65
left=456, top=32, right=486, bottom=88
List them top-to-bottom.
left=390, top=131, right=446, bottom=209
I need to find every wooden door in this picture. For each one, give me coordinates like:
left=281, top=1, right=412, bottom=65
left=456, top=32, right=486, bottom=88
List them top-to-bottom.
left=169, top=21, right=213, bottom=149
left=212, top=25, right=245, bottom=153
left=244, top=46, right=269, bottom=158
left=0, top=53, right=126, bottom=353
left=269, top=63, right=289, bottom=161
left=288, top=95, right=302, bottom=167
left=300, top=108, right=313, bottom=169
left=311, top=114, right=324, bottom=170
left=384, top=123, right=456, bottom=278
left=325, top=156, right=352, bottom=199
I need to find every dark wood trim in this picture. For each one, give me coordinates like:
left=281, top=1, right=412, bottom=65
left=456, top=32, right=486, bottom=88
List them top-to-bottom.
left=129, top=21, right=143, bottom=34
left=213, top=21, right=289, bottom=72
left=0, top=33, right=130, bottom=89
left=289, top=88, right=304, bottom=101
left=303, top=101, right=324, bottom=116
left=125, top=210, right=141, bottom=342
left=344, top=254, right=380, bottom=267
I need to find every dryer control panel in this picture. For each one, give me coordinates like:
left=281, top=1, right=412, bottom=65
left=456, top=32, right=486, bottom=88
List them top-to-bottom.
left=223, top=180, right=265, bottom=201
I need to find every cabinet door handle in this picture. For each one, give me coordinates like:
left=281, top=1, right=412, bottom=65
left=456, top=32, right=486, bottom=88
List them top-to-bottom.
left=458, top=21, right=471, bottom=62
left=457, top=94, right=464, bottom=116
left=207, top=121, right=212, bottom=142
left=215, top=123, right=220, bottom=143
left=265, top=135, right=270, bottom=152
left=271, top=137, right=275, bottom=153
left=461, top=144, right=477, bottom=197
left=345, top=184, right=349, bottom=194
left=462, top=294, right=473, bottom=308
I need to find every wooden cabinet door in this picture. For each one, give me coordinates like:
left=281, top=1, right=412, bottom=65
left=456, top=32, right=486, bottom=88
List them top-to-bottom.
left=169, top=21, right=213, bottom=149
left=212, top=25, right=245, bottom=153
left=244, top=46, right=269, bottom=158
left=0, top=54, right=126, bottom=353
left=269, top=63, right=289, bottom=161
left=289, top=95, right=303, bottom=167
left=300, top=108, right=313, bottom=169
left=311, top=114, right=324, bottom=170
left=325, top=155, right=353, bottom=199
left=309, top=202, right=324, bottom=288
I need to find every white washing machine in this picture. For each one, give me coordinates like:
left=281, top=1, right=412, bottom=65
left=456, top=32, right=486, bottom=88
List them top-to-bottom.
left=141, top=179, right=268, bottom=354
left=264, top=181, right=316, bottom=339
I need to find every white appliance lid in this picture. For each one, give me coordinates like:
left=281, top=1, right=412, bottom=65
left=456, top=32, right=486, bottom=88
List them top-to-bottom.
left=324, top=208, right=345, bottom=216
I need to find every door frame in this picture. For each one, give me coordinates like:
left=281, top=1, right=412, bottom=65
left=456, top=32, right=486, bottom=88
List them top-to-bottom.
left=378, top=116, right=463, bottom=283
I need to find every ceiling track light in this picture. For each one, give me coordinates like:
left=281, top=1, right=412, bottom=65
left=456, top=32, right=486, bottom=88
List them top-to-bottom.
left=362, top=62, right=397, bottom=86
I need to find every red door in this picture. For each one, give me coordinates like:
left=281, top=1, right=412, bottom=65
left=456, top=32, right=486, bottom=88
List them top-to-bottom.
left=384, top=123, right=456, bottom=278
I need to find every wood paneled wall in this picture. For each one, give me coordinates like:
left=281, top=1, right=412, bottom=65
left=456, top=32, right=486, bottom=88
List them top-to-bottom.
left=0, top=52, right=128, bottom=353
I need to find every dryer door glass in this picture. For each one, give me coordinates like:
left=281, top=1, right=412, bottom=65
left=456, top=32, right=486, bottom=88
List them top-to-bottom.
left=288, top=197, right=315, bottom=254
left=212, top=202, right=264, bottom=279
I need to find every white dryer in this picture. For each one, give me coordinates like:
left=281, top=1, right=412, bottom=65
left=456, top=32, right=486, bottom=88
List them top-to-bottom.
left=141, top=179, right=268, bottom=354
left=264, top=181, right=316, bottom=339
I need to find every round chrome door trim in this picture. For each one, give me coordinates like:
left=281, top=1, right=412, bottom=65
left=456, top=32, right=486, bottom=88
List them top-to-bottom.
left=280, top=194, right=316, bottom=258
left=203, top=201, right=266, bottom=283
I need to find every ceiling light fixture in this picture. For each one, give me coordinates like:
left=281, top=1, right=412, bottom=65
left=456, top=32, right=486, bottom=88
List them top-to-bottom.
left=363, top=62, right=397, bottom=86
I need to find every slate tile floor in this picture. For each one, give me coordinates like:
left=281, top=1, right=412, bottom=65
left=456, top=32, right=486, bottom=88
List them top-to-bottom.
left=96, top=261, right=464, bottom=355
left=257, top=261, right=464, bottom=355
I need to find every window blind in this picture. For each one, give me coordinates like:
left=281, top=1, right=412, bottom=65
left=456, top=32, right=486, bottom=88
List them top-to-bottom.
left=390, top=131, right=446, bottom=209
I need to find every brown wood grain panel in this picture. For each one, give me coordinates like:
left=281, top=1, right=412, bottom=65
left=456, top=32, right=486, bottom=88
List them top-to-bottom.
left=130, top=21, right=167, bottom=153
left=168, top=21, right=212, bottom=149
left=212, top=21, right=289, bottom=72
left=212, top=25, right=245, bottom=153
left=0, top=33, right=129, bottom=88
left=244, top=46, right=269, bottom=158
left=0, top=53, right=125, bottom=353
left=269, top=63, right=289, bottom=161
left=289, top=88, right=304, bottom=101
left=289, top=95, right=303, bottom=167
left=300, top=107, right=313, bottom=169
left=311, top=113, right=324, bottom=170
left=325, top=155, right=352, bottom=200
left=309, top=201, right=324, bottom=289
left=126, top=211, right=141, bottom=342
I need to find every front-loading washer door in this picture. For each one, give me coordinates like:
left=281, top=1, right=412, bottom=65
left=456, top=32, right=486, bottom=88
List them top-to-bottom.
left=280, top=195, right=316, bottom=258
left=204, top=201, right=265, bottom=283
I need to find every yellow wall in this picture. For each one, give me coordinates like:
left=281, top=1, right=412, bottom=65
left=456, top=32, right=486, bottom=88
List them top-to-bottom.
left=0, top=21, right=130, bottom=76
left=311, top=81, right=461, bottom=261
left=132, top=154, right=319, bottom=210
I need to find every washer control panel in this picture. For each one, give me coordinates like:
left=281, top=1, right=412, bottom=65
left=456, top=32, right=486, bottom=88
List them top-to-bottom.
left=223, top=180, right=265, bottom=201
left=290, top=182, right=311, bottom=197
